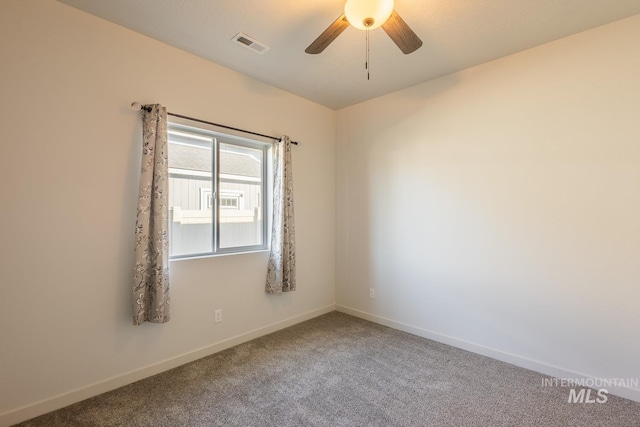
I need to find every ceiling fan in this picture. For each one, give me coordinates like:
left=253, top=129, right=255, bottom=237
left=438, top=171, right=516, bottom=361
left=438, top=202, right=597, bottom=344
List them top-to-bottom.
left=305, top=0, right=422, bottom=55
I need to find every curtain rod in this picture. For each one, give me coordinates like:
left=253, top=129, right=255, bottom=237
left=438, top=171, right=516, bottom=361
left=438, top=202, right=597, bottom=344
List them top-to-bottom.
left=130, top=102, right=299, bottom=145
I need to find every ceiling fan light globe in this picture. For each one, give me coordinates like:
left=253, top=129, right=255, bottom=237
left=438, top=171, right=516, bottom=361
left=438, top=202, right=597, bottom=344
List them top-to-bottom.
left=344, top=0, right=394, bottom=30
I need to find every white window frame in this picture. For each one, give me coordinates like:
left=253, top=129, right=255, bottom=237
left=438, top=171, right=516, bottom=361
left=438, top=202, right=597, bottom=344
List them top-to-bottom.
left=168, top=120, right=270, bottom=259
left=200, top=187, right=214, bottom=210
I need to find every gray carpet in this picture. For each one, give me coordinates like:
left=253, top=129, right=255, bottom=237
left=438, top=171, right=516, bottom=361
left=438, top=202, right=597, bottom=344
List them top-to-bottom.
left=16, top=312, right=640, bottom=426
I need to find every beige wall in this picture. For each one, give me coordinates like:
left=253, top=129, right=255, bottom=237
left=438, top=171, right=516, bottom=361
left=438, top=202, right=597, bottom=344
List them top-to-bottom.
left=0, top=1, right=335, bottom=424
left=336, top=14, right=640, bottom=401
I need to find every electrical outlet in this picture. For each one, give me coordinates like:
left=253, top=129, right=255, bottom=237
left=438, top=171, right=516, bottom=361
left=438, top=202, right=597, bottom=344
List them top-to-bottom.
left=369, top=288, right=375, bottom=299
left=214, top=309, right=222, bottom=323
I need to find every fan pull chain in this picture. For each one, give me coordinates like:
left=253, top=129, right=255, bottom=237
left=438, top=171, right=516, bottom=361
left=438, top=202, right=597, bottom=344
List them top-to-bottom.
left=365, top=26, right=370, bottom=80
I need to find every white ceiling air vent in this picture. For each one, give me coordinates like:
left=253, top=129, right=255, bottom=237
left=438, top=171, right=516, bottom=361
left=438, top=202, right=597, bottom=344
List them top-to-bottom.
left=231, top=33, right=270, bottom=55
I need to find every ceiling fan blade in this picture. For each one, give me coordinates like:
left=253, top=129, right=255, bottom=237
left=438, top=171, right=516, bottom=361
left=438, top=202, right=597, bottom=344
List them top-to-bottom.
left=382, top=10, right=423, bottom=54
left=305, top=14, right=350, bottom=54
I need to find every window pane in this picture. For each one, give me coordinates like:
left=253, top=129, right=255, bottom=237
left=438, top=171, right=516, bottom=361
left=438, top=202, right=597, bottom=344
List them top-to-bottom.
left=168, top=130, right=214, bottom=257
left=218, top=143, right=264, bottom=249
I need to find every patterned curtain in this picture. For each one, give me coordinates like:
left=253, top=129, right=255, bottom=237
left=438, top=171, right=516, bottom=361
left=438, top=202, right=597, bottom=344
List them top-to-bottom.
left=133, top=104, right=170, bottom=324
left=266, top=136, right=296, bottom=294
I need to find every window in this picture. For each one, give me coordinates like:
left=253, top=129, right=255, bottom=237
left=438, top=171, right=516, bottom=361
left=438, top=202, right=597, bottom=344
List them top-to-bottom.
left=167, top=122, right=269, bottom=258
left=219, top=191, right=243, bottom=210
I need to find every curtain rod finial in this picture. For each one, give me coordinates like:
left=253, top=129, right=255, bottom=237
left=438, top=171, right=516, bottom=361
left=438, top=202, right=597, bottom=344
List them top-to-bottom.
left=131, top=102, right=142, bottom=111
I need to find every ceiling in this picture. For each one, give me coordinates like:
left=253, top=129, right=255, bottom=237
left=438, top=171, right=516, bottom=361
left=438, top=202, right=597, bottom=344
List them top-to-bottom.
left=57, top=0, right=640, bottom=110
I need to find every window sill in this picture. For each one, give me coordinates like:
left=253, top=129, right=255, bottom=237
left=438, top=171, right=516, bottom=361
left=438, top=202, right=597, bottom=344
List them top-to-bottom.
left=169, top=248, right=270, bottom=262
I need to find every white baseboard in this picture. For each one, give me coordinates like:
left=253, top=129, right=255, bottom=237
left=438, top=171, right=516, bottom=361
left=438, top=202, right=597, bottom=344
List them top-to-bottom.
left=0, top=304, right=335, bottom=427
left=336, top=304, right=640, bottom=403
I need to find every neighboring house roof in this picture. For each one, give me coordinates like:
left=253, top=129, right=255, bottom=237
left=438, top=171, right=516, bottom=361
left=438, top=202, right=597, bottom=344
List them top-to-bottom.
left=169, top=143, right=261, bottom=178
left=169, top=144, right=211, bottom=172
left=220, top=150, right=261, bottom=177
